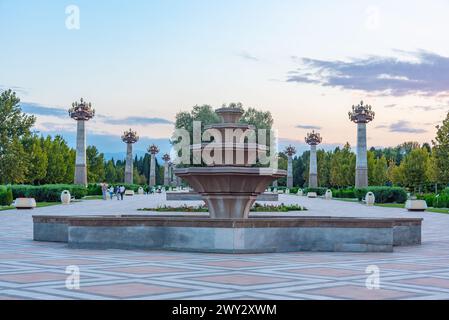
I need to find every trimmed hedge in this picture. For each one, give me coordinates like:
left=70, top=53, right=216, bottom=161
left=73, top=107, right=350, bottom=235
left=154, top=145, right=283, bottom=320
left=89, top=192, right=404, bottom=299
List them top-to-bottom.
left=87, top=183, right=147, bottom=195
left=8, top=185, right=87, bottom=202
left=0, top=186, right=13, bottom=206
left=355, top=186, right=407, bottom=204
left=303, top=187, right=327, bottom=196
left=332, top=189, right=357, bottom=199
left=417, top=193, right=449, bottom=208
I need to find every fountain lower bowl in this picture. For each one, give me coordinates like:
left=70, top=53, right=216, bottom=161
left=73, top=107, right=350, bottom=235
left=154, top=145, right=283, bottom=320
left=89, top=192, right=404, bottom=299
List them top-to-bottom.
left=174, top=167, right=286, bottom=219
left=33, top=215, right=422, bottom=253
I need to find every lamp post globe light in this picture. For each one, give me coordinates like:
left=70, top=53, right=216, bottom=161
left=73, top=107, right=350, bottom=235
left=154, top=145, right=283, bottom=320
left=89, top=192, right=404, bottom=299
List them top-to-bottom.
left=68, top=98, right=95, bottom=186
left=348, top=101, right=375, bottom=188
left=121, top=129, right=139, bottom=184
left=305, top=130, right=323, bottom=188
left=147, top=144, right=159, bottom=187
left=284, top=145, right=297, bottom=188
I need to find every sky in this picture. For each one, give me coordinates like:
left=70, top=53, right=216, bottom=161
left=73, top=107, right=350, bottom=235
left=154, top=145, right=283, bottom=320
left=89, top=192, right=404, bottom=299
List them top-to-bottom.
left=1, top=0, right=449, bottom=158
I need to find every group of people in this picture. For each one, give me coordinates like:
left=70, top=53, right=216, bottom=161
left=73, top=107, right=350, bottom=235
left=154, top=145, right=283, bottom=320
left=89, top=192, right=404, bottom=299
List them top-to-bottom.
left=100, top=183, right=126, bottom=200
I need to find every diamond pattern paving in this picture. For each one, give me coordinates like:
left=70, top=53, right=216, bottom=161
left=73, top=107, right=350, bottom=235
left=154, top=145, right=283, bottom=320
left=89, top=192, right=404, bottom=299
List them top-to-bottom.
left=1, top=194, right=449, bottom=300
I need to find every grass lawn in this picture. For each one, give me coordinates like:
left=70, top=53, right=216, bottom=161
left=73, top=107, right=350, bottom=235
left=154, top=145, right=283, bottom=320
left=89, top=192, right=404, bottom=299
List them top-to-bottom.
left=82, top=195, right=104, bottom=200
left=0, top=202, right=60, bottom=212
left=375, top=203, right=449, bottom=214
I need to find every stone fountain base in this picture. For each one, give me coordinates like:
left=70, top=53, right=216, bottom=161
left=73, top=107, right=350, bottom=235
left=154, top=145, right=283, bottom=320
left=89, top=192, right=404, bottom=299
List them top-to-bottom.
left=33, top=215, right=422, bottom=253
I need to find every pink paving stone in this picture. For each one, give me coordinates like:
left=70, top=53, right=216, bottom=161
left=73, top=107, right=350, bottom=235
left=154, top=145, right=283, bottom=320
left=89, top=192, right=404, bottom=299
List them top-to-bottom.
left=0, top=253, right=37, bottom=259
left=131, top=255, right=186, bottom=261
left=33, top=258, right=102, bottom=266
left=200, top=260, right=265, bottom=268
left=376, top=263, right=437, bottom=271
left=104, top=266, right=191, bottom=274
left=284, top=267, right=362, bottom=277
left=0, top=272, right=68, bottom=283
left=191, top=274, right=290, bottom=286
left=399, top=277, right=449, bottom=289
left=80, top=282, right=186, bottom=298
left=303, top=285, right=419, bottom=300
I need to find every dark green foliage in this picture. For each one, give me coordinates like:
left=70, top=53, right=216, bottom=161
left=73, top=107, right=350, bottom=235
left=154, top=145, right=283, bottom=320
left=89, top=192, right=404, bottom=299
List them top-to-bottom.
left=9, top=185, right=87, bottom=202
left=0, top=186, right=13, bottom=206
left=355, top=186, right=407, bottom=203
left=303, top=187, right=327, bottom=196
left=332, top=188, right=357, bottom=199
left=417, top=193, right=449, bottom=208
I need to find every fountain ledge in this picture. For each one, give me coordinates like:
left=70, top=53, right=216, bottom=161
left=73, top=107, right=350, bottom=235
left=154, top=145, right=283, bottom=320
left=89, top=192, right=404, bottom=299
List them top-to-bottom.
left=33, top=215, right=422, bottom=253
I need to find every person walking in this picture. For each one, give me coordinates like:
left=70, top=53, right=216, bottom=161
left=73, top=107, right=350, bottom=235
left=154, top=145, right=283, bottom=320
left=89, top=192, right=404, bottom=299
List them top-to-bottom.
left=101, top=182, right=108, bottom=200
left=119, top=185, right=125, bottom=200
left=108, top=186, right=114, bottom=200
left=115, top=186, right=120, bottom=200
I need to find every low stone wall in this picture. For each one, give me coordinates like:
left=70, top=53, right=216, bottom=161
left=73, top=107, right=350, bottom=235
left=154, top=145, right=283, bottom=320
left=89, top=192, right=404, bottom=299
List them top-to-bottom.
left=166, top=192, right=278, bottom=202
left=33, top=215, right=422, bottom=253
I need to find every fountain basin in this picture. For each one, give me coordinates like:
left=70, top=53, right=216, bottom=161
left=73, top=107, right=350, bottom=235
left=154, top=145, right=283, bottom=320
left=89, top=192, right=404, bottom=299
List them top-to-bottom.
left=174, top=167, right=286, bottom=219
left=33, top=215, right=422, bottom=253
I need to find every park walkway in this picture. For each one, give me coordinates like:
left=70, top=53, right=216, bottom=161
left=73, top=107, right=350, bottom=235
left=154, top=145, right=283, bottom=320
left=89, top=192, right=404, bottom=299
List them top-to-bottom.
left=0, top=194, right=449, bottom=299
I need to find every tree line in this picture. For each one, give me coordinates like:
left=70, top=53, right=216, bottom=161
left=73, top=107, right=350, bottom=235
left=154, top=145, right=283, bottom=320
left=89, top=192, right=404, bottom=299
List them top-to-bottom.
left=2, top=89, right=449, bottom=191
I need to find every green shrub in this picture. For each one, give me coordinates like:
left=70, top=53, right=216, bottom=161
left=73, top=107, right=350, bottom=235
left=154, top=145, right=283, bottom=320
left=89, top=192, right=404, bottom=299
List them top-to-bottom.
left=87, top=183, right=102, bottom=196
left=9, top=184, right=87, bottom=202
left=0, top=186, right=13, bottom=206
left=355, top=186, right=407, bottom=204
left=303, top=187, right=327, bottom=196
left=443, top=187, right=449, bottom=195
left=332, top=188, right=357, bottom=199
left=417, top=193, right=449, bottom=208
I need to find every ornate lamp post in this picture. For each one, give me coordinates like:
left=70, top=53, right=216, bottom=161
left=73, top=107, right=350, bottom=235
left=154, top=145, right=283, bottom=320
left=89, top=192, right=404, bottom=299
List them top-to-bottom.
left=69, top=98, right=95, bottom=185
left=349, top=101, right=375, bottom=188
left=121, top=129, right=139, bottom=184
left=305, top=130, right=323, bottom=188
left=147, top=144, right=159, bottom=187
left=284, top=145, right=297, bottom=188
left=162, top=153, right=171, bottom=186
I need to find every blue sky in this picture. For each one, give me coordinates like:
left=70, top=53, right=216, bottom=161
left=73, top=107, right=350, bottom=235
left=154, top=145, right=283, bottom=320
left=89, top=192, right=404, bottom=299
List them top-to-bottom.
left=1, top=0, right=449, bottom=157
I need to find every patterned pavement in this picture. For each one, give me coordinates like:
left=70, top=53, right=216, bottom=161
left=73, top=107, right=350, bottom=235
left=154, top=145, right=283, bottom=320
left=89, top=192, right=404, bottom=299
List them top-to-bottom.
left=1, top=194, right=449, bottom=300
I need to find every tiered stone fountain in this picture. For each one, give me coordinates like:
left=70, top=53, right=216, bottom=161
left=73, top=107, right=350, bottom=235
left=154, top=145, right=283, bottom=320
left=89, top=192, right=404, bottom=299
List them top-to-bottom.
left=33, top=107, right=422, bottom=253
left=174, top=107, right=285, bottom=219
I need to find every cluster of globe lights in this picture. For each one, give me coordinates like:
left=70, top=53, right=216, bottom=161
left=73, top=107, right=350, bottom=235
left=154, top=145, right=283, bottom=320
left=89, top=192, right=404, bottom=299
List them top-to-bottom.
left=68, top=98, right=95, bottom=121
left=348, top=100, right=375, bottom=123
left=121, top=128, right=139, bottom=144
left=305, top=130, right=323, bottom=145
left=148, top=144, right=160, bottom=155
left=284, top=145, right=297, bottom=156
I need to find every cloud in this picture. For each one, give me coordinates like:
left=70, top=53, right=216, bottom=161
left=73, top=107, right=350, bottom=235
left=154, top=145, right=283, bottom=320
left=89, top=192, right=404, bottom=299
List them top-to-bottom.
left=287, top=50, right=449, bottom=96
left=236, top=52, right=259, bottom=62
left=0, top=85, right=28, bottom=95
left=20, top=102, right=173, bottom=125
left=21, top=102, right=67, bottom=117
left=384, top=104, right=397, bottom=108
left=409, top=105, right=446, bottom=111
left=104, top=116, right=173, bottom=125
left=376, top=120, right=427, bottom=133
left=296, top=124, right=322, bottom=130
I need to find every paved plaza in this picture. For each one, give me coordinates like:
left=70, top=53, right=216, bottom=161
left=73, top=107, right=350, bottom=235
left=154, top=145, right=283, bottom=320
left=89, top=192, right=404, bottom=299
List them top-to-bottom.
left=1, top=194, right=449, bottom=300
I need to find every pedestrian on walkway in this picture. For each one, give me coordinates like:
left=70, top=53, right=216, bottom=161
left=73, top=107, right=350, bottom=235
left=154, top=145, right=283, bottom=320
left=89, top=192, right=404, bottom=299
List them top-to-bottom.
left=101, top=182, right=108, bottom=200
left=119, top=185, right=125, bottom=200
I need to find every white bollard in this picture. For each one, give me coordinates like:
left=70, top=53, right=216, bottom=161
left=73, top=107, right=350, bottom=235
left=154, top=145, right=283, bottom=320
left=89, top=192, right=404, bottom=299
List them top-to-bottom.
left=325, top=189, right=332, bottom=200
left=61, top=190, right=71, bottom=205
left=365, top=192, right=375, bottom=206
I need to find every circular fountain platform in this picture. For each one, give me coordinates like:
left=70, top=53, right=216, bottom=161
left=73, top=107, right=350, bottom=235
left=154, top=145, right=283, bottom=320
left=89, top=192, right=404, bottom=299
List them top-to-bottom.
left=33, top=215, right=422, bottom=253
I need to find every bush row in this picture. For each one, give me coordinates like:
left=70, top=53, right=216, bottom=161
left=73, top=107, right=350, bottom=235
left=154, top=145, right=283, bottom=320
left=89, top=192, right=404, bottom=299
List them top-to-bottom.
left=87, top=183, right=150, bottom=195
left=8, top=185, right=87, bottom=202
left=0, top=186, right=13, bottom=206
left=354, top=186, right=407, bottom=204
left=303, top=187, right=328, bottom=196
left=332, top=189, right=357, bottom=199
left=417, top=194, right=449, bottom=208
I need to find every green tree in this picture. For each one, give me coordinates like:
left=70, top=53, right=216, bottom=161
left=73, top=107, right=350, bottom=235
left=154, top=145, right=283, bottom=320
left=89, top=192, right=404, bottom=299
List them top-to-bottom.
left=0, top=89, right=36, bottom=183
left=432, top=112, right=449, bottom=185
left=23, top=136, right=48, bottom=184
left=87, top=145, right=105, bottom=183
left=401, top=148, right=429, bottom=191
left=372, top=156, right=388, bottom=186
